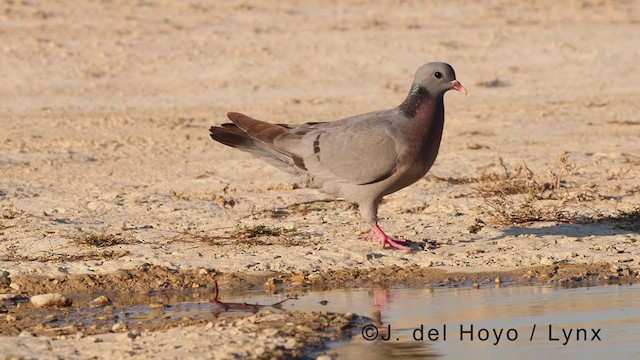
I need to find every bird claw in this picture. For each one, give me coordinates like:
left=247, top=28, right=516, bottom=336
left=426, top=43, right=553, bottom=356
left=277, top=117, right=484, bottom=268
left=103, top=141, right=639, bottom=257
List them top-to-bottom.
left=364, top=226, right=411, bottom=251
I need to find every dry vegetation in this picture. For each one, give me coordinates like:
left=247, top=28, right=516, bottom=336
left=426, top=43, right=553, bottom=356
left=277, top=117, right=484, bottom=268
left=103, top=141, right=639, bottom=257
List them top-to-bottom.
left=431, top=154, right=636, bottom=229
left=471, top=155, right=634, bottom=227
left=73, top=232, right=135, bottom=248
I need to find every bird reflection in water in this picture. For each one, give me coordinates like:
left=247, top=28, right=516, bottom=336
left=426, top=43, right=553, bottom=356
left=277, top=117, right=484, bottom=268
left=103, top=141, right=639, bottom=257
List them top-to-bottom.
left=334, top=286, right=441, bottom=359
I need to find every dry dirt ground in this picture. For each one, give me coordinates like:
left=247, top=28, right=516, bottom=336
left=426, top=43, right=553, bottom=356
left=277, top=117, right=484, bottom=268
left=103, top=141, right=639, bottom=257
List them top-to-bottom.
left=1, top=0, right=639, bottom=358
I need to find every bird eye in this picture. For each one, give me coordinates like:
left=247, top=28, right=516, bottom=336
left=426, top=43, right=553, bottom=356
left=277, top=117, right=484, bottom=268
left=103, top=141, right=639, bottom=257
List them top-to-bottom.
left=434, top=71, right=442, bottom=79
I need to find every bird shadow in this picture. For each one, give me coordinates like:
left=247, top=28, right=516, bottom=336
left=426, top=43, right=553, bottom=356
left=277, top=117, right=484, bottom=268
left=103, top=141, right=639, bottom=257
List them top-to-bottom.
left=489, top=210, right=639, bottom=240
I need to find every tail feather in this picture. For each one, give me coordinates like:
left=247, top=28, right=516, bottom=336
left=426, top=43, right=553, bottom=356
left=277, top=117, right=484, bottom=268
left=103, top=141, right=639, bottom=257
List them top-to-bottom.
left=227, top=112, right=296, bottom=151
left=209, top=113, right=306, bottom=174
left=209, top=126, right=254, bottom=148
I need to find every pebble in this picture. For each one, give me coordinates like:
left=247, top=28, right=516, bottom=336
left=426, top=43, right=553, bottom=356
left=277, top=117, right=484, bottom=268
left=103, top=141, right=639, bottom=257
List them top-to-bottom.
left=540, top=257, right=555, bottom=266
left=198, top=268, right=209, bottom=275
left=307, top=273, right=322, bottom=282
left=290, top=274, right=306, bottom=286
left=494, top=277, right=502, bottom=284
left=9, top=283, right=20, bottom=291
left=473, top=283, right=480, bottom=289
left=30, top=293, right=72, bottom=308
left=89, top=295, right=111, bottom=307
left=149, top=302, right=165, bottom=310
left=6, top=314, right=17, bottom=322
left=112, top=322, right=128, bottom=332
left=205, top=322, right=214, bottom=330
left=262, top=328, right=279, bottom=337
left=18, top=331, right=35, bottom=337
left=283, top=338, right=297, bottom=350
left=316, top=355, right=333, bottom=360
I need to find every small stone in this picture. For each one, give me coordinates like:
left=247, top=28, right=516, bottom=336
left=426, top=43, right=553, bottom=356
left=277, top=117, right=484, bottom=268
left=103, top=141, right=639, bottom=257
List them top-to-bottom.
left=540, top=257, right=554, bottom=266
left=420, top=261, right=434, bottom=267
left=198, top=268, right=209, bottom=275
left=307, top=273, right=322, bottom=282
left=290, top=274, right=306, bottom=286
left=494, top=277, right=502, bottom=284
left=9, top=283, right=20, bottom=291
left=473, top=283, right=480, bottom=289
left=30, top=293, right=72, bottom=308
left=89, top=295, right=111, bottom=307
left=149, top=302, right=165, bottom=310
left=344, top=313, right=355, bottom=320
left=6, top=314, right=17, bottom=322
left=112, top=322, right=128, bottom=332
left=205, top=322, right=214, bottom=330
left=262, top=328, right=279, bottom=337
left=18, top=331, right=35, bottom=337
left=75, top=332, right=85, bottom=339
left=284, top=338, right=297, bottom=350
left=317, top=355, right=333, bottom=360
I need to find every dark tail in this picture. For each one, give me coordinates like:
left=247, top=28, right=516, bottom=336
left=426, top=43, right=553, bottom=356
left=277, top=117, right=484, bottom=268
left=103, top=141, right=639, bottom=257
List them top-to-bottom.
left=209, top=113, right=305, bottom=174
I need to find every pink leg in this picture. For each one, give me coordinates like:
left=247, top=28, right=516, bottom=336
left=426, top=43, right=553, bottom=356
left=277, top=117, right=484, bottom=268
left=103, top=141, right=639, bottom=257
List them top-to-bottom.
left=363, top=225, right=411, bottom=250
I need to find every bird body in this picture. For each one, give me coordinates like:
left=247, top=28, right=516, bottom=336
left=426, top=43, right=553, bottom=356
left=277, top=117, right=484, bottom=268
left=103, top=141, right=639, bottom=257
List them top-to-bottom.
left=210, top=62, right=466, bottom=250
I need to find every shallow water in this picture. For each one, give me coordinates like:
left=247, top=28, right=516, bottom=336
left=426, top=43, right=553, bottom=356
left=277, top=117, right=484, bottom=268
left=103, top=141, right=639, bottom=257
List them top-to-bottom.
left=5, top=282, right=638, bottom=359
left=117, top=282, right=640, bottom=358
left=311, top=283, right=640, bottom=359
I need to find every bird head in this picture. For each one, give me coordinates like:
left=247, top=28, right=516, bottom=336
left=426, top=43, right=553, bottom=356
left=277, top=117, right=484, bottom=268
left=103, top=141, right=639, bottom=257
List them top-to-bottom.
left=412, top=62, right=467, bottom=96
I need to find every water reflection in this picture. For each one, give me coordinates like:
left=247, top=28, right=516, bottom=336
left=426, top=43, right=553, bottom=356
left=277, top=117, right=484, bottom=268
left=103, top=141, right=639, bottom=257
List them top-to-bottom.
left=7, top=281, right=636, bottom=358
left=323, top=283, right=640, bottom=359
left=339, top=286, right=441, bottom=359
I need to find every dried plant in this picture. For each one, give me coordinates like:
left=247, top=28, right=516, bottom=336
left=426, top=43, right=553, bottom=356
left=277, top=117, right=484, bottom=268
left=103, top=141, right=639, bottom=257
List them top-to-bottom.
left=474, top=155, right=599, bottom=225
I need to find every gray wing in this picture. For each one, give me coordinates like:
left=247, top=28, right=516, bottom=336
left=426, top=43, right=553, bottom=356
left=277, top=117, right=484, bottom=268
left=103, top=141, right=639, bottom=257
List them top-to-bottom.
left=275, top=111, right=402, bottom=185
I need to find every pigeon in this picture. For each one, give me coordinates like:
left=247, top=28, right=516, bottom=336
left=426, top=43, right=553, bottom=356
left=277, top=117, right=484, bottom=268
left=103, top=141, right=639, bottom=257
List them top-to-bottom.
left=210, top=62, right=466, bottom=250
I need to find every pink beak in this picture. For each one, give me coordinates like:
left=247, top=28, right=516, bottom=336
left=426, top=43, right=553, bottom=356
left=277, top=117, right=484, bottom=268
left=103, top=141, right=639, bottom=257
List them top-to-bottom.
left=451, top=80, right=467, bottom=95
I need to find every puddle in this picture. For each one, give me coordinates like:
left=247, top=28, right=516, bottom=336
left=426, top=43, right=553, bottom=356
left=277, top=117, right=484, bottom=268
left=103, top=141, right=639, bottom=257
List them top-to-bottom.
left=2, top=282, right=639, bottom=359
left=322, top=283, right=640, bottom=359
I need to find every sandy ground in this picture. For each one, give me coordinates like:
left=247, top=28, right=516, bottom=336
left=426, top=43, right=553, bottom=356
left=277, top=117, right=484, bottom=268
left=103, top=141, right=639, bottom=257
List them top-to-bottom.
left=1, top=0, right=640, bottom=358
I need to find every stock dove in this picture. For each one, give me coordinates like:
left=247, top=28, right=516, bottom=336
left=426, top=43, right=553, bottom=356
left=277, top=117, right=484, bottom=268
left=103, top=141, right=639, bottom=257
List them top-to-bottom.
left=210, top=62, right=466, bottom=250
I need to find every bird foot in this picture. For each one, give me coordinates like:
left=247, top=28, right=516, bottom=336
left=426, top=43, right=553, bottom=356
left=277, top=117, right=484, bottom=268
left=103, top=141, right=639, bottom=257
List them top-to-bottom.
left=364, top=226, right=411, bottom=251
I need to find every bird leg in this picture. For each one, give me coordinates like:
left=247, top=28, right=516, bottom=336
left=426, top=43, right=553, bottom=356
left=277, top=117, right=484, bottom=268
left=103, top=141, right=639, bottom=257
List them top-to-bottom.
left=364, top=225, right=411, bottom=250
